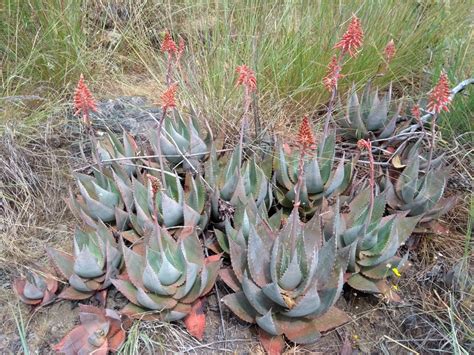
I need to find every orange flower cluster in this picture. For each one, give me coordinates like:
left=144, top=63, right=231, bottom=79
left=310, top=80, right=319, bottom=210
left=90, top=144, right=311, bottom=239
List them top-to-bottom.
left=335, top=15, right=364, bottom=57
left=161, top=31, right=178, bottom=55
left=383, top=39, right=396, bottom=63
left=322, top=55, right=342, bottom=92
left=235, top=65, right=257, bottom=93
left=427, top=73, right=451, bottom=113
left=73, top=74, right=97, bottom=126
left=160, top=83, right=178, bottom=110
left=411, top=104, right=421, bottom=120
left=297, top=116, right=316, bottom=151
left=357, top=138, right=372, bottom=151
left=146, top=174, right=162, bottom=196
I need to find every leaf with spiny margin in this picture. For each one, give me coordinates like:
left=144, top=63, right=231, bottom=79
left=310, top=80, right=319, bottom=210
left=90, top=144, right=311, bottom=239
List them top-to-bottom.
left=367, top=87, right=390, bottom=131
left=346, top=89, right=368, bottom=139
left=379, top=102, right=401, bottom=139
left=318, top=132, right=336, bottom=183
left=274, top=146, right=294, bottom=190
left=397, top=155, right=420, bottom=203
left=304, top=157, right=323, bottom=194
left=112, top=171, right=133, bottom=212
left=77, top=180, right=116, bottom=222
left=92, top=181, right=119, bottom=208
left=160, top=193, right=184, bottom=227
left=392, top=214, right=419, bottom=244
left=247, top=225, right=272, bottom=287
left=214, top=228, right=229, bottom=253
left=228, top=230, right=247, bottom=282
left=316, top=236, right=336, bottom=288
left=121, top=241, right=145, bottom=289
left=47, top=248, right=74, bottom=279
left=73, top=248, right=104, bottom=279
left=279, top=251, right=303, bottom=291
left=360, top=256, right=402, bottom=280
left=199, top=258, right=221, bottom=297
left=310, top=267, right=344, bottom=317
left=219, top=268, right=241, bottom=292
left=242, top=272, right=275, bottom=315
left=347, top=273, right=382, bottom=293
left=261, top=282, right=288, bottom=308
left=283, top=284, right=321, bottom=317
left=58, top=286, right=94, bottom=301
left=136, top=287, right=178, bottom=310
left=222, top=292, right=258, bottom=323
left=162, top=303, right=192, bottom=322
left=256, top=310, right=280, bottom=336
left=275, top=316, right=321, bottom=344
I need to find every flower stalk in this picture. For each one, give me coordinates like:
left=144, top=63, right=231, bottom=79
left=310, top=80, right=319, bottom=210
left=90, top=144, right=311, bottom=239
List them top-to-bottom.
left=323, top=14, right=364, bottom=138
left=235, top=65, right=257, bottom=172
left=426, top=72, right=451, bottom=170
left=73, top=74, right=101, bottom=170
left=290, top=116, right=316, bottom=254
left=357, top=139, right=374, bottom=233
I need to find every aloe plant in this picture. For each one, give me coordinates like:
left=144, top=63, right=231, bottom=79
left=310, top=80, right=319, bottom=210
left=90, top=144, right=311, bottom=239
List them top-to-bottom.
left=337, top=83, right=403, bottom=142
left=149, top=109, right=210, bottom=171
left=97, top=130, right=140, bottom=176
left=273, top=132, right=352, bottom=217
left=206, top=145, right=273, bottom=223
left=385, top=148, right=456, bottom=223
left=68, top=164, right=131, bottom=229
left=122, top=172, right=209, bottom=238
left=334, top=189, right=420, bottom=295
left=215, top=198, right=283, bottom=254
left=221, top=208, right=350, bottom=344
left=47, top=222, right=121, bottom=301
left=112, top=223, right=221, bottom=323
left=13, top=269, right=58, bottom=306
left=54, top=305, right=126, bottom=354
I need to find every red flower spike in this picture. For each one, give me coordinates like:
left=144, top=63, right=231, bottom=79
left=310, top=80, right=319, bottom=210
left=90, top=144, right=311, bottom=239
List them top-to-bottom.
left=335, top=15, right=364, bottom=57
left=161, top=30, right=177, bottom=55
left=384, top=39, right=396, bottom=63
left=323, top=55, right=342, bottom=92
left=235, top=64, right=257, bottom=93
left=427, top=73, right=451, bottom=113
left=74, top=74, right=97, bottom=125
left=160, top=83, right=178, bottom=110
left=411, top=104, right=421, bottom=120
left=297, top=116, right=316, bottom=151
left=357, top=138, right=371, bottom=151
left=146, top=174, right=161, bottom=197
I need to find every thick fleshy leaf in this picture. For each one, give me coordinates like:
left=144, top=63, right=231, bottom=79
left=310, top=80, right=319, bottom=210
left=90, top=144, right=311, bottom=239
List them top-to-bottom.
left=247, top=225, right=272, bottom=287
left=47, top=248, right=74, bottom=279
left=278, top=252, right=303, bottom=291
left=219, top=268, right=241, bottom=292
left=241, top=272, right=274, bottom=315
left=347, top=273, right=381, bottom=293
left=111, top=278, right=140, bottom=303
left=261, top=282, right=288, bottom=308
left=283, top=284, right=321, bottom=317
left=58, top=286, right=94, bottom=301
left=136, top=287, right=178, bottom=310
left=221, top=292, right=258, bottom=323
left=184, top=298, right=206, bottom=340
left=310, top=306, right=351, bottom=332
left=256, top=309, right=281, bottom=336
left=276, top=316, right=321, bottom=344
left=258, top=329, right=286, bottom=355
